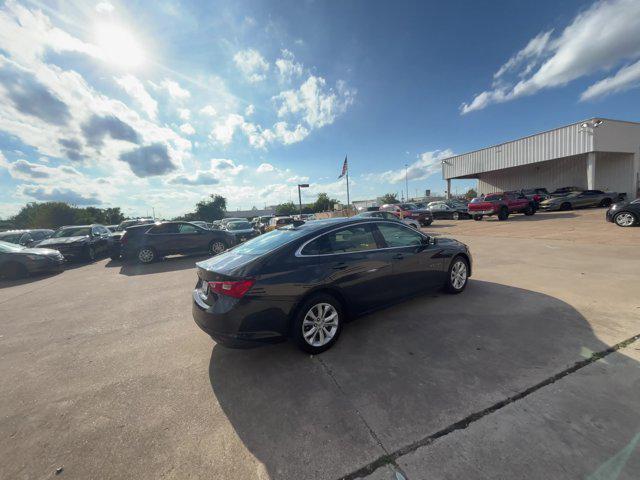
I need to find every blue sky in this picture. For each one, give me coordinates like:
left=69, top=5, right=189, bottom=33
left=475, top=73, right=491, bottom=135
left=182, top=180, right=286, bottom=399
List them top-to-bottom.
left=1, top=0, right=640, bottom=218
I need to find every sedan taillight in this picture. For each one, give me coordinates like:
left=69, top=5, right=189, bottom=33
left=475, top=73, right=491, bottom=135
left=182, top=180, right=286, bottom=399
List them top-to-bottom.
left=208, top=279, right=255, bottom=299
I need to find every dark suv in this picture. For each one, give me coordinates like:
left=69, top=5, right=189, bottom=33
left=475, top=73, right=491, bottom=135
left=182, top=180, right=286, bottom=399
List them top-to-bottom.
left=121, top=221, right=236, bottom=263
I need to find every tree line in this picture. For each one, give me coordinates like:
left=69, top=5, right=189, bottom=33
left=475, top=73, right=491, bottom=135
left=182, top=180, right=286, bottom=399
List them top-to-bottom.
left=1, top=202, right=125, bottom=230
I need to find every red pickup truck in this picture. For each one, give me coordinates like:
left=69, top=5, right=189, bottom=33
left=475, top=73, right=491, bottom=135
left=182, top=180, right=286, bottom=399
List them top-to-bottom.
left=468, top=192, right=535, bottom=221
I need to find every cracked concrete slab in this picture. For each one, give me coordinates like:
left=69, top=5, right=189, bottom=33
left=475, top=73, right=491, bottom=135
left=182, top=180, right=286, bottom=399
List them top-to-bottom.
left=396, top=344, right=640, bottom=480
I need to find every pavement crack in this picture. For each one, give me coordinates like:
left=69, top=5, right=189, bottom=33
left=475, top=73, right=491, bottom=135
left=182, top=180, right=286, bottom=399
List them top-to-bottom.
left=336, top=332, right=640, bottom=480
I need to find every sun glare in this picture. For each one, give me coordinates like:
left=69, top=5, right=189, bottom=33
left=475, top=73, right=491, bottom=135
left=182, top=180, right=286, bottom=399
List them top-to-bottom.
left=95, top=23, right=145, bottom=69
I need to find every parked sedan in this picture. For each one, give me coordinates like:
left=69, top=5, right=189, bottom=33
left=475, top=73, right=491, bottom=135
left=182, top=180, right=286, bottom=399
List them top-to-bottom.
left=539, top=190, right=622, bottom=211
left=606, top=198, right=640, bottom=227
left=427, top=201, right=470, bottom=220
left=355, top=210, right=421, bottom=228
left=192, top=217, right=472, bottom=353
left=223, top=220, right=260, bottom=243
left=121, top=221, right=236, bottom=263
left=36, top=225, right=113, bottom=261
left=0, top=229, right=54, bottom=247
left=0, top=240, right=65, bottom=279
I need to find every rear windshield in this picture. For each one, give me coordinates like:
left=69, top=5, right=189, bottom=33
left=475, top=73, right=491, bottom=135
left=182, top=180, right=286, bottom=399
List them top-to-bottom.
left=227, top=222, right=251, bottom=230
left=53, top=227, right=91, bottom=238
left=232, top=227, right=308, bottom=255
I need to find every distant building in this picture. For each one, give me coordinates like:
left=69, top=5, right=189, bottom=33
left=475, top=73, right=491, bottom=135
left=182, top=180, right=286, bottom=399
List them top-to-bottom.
left=442, top=118, right=640, bottom=199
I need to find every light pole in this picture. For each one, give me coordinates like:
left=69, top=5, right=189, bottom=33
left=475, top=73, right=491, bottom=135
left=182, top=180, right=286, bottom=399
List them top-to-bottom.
left=404, top=164, right=409, bottom=201
left=297, top=183, right=309, bottom=214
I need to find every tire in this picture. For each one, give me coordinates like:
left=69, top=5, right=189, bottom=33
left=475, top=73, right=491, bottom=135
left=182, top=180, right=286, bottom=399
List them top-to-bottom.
left=599, top=198, right=613, bottom=208
left=560, top=202, right=572, bottom=211
left=524, top=206, right=535, bottom=216
left=497, top=207, right=509, bottom=221
left=614, top=211, right=638, bottom=227
left=452, top=212, right=459, bottom=220
left=473, top=215, right=483, bottom=221
left=209, top=240, right=228, bottom=255
left=85, top=246, right=96, bottom=261
left=137, top=247, right=156, bottom=264
left=110, top=254, right=121, bottom=261
left=445, top=256, right=469, bottom=294
left=1, top=261, right=28, bottom=279
left=292, top=293, right=344, bottom=354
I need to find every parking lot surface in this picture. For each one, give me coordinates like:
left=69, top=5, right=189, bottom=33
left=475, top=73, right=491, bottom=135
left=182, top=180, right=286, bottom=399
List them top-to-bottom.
left=1, top=209, right=639, bottom=480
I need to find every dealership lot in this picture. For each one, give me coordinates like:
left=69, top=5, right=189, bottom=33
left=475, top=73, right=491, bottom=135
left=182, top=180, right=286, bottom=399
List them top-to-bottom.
left=0, top=209, right=639, bottom=480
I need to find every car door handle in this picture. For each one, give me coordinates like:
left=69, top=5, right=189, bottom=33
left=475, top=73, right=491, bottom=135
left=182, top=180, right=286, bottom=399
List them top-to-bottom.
left=392, top=253, right=404, bottom=260
left=332, top=262, right=348, bottom=270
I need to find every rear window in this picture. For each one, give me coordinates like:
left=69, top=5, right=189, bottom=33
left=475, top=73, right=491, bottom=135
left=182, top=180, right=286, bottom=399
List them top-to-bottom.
left=232, top=228, right=308, bottom=255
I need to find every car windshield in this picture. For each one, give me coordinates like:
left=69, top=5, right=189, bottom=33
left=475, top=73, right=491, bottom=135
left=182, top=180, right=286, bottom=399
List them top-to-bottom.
left=227, top=222, right=252, bottom=230
left=52, top=227, right=91, bottom=238
left=232, top=227, right=308, bottom=255
left=0, top=240, right=25, bottom=252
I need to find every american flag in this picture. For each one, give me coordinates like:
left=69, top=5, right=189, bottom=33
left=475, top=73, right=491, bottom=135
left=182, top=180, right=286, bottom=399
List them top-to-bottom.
left=338, top=156, right=348, bottom=179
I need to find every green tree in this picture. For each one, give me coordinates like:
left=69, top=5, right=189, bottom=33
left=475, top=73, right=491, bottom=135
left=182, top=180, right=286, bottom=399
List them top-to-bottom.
left=465, top=188, right=478, bottom=199
left=312, top=193, right=339, bottom=213
left=380, top=193, right=399, bottom=204
left=194, top=194, right=227, bottom=221
left=10, top=202, right=77, bottom=229
left=275, top=202, right=297, bottom=216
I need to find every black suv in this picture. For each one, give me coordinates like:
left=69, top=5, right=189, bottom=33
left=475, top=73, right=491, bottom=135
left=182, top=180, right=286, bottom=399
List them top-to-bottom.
left=121, top=222, right=236, bottom=263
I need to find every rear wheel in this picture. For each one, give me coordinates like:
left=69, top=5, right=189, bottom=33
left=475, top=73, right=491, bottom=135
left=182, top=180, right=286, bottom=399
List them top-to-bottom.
left=560, top=202, right=572, bottom=211
left=497, top=207, right=509, bottom=221
left=614, top=212, right=637, bottom=227
left=473, top=215, right=483, bottom=221
left=210, top=240, right=227, bottom=255
left=137, top=247, right=156, bottom=264
left=445, top=256, right=469, bottom=294
left=292, top=293, right=344, bottom=354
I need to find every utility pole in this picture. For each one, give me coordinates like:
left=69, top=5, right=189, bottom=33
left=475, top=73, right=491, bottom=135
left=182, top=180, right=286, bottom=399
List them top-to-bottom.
left=405, top=164, right=408, bottom=202
left=297, top=183, right=309, bottom=214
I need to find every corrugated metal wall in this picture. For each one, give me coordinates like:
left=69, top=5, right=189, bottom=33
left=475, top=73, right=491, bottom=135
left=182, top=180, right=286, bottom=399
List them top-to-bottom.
left=444, top=122, right=594, bottom=179
left=475, top=152, right=635, bottom=196
left=477, top=155, right=588, bottom=194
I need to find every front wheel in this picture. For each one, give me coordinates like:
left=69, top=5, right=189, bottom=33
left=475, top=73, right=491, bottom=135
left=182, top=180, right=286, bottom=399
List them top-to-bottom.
left=560, top=202, right=572, bottom=211
left=452, top=212, right=459, bottom=220
left=614, top=212, right=637, bottom=227
left=473, top=215, right=483, bottom=221
left=421, top=219, right=433, bottom=227
left=210, top=240, right=228, bottom=255
left=445, top=256, right=469, bottom=294
left=292, top=293, right=344, bottom=354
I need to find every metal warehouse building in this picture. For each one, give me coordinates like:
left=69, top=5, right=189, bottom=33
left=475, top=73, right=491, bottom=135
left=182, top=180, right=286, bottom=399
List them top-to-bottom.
left=442, top=118, right=640, bottom=200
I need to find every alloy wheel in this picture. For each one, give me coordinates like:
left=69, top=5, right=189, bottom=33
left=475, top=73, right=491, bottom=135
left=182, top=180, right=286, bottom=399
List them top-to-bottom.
left=452, top=212, right=459, bottom=220
left=615, top=212, right=635, bottom=227
left=211, top=241, right=226, bottom=254
left=138, top=248, right=154, bottom=263
left=450, top=260, right=467, bottom=290
left=302, top=303, right=339, bottom=347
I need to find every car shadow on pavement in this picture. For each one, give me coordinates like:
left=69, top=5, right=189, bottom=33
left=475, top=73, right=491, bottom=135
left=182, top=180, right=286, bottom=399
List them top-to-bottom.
left=508, top=211, right=577, bottom=221
left=113, top=254, right=210, bottom=276
left=0, top=270, right=62, bottom=289
left=207, top=280, right=634, bottom=480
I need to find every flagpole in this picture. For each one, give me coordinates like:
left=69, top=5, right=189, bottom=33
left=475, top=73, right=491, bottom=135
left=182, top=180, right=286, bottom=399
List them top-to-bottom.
left=345, top=157, right=350, bottom=216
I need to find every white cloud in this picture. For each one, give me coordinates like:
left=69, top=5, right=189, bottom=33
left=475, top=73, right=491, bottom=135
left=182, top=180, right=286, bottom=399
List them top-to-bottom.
left=461, top=0, right=640, bottom=113
left=95, top=2, right=115, bottom=14
left=233, top=48, right=269, bottom=83
left=275, top=49, right=303, bottom=82
left=581, top=59, right=640, bottom=100
left=115, top=74, right=158, bottom=119
left=275, top=75, right=355, bottom=129
left=155, top=78, right=191, bottom=100
left=244, top=104, right=255, bottom=116
left=199, top=105, right=217, bottom=116
left=178, top=108, right=190, bottom=120
left=211, top=113, right=244, bottom=145
left=272, top=121, right=308, bottom=144
left=179, top=123, right=195, bottom=135
left=375, top=149, right=454, bottom=183
left=256, top=162, right=275, bottom=173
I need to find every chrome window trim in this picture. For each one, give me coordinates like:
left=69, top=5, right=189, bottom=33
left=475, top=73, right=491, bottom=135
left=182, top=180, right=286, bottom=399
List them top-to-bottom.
left=295, top=220, right=428, bottom=258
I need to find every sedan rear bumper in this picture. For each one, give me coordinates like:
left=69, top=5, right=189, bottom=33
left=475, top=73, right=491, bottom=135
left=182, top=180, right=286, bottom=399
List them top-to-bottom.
left=192, top=289, right=289, bottom=348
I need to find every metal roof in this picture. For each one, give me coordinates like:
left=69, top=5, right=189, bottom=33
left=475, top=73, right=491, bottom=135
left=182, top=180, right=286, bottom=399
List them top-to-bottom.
left=442, top=118, right=640, bottom=180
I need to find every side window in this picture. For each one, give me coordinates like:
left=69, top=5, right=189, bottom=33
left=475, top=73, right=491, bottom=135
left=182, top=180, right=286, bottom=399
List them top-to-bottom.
left=376, top=223, right=424, bottom=248
left=148, top=224, right=179, bottom=234
left=178, top=224, right=199, bottom=234
left=301, top=225, right=378, bottom=255
left=97, top=226, right=109, bottom=235
left=91, top=227, right=100, bottom=236
left=20, top=233, right=33, bottom=244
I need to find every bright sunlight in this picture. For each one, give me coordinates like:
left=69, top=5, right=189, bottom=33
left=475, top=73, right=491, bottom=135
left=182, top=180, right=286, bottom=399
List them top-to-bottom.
left=95, top=23, right=145, bottom=69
